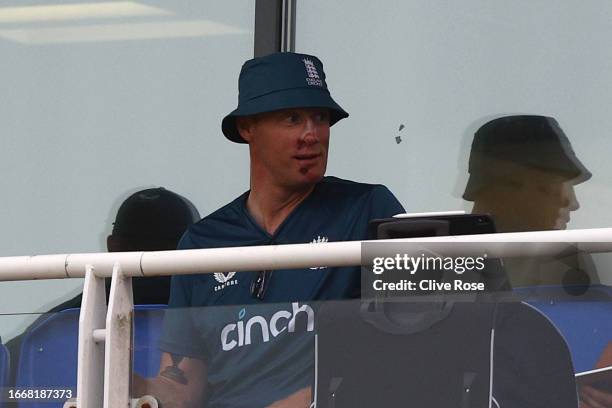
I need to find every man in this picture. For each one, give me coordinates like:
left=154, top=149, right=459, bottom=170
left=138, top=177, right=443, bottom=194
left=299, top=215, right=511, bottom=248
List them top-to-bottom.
left=138, top=52, right=404, bottom=408
left=463, top=115, right=596, bottom=287
left=463, top=115, right=591, bottom=234
left=463, top=116, right=611, bottom=407
left=64, top=186, right=201, bottom=306
left=6, top=187, right=199, bottom=398
left=106, top=187, right=201, bottom=304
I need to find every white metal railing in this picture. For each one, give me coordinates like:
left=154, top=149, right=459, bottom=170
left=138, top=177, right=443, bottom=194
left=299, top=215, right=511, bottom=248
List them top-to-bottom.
left=1, top=227, right=612, bottom=408
left=2, top=228, right=612, bottom=281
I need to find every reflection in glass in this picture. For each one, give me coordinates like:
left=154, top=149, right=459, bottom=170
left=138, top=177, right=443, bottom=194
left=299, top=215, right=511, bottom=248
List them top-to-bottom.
left=0, top=0, right=254, bottom=333
left=463, top=115, right=597, bottom=287
left=464, top=115, right=591, bottom=233
left=461, top=116, right=611, bottom=405
left=2, top=187, right=199, bottom=408
left=106, top=187, right=200, bottom=305
left=132, top=297, right=594, bottom=407
left=317, top=299, right=577, bottom=407
left=0, top=308, right=165, bottom=408
left=0, top=312, right=77, bottom=408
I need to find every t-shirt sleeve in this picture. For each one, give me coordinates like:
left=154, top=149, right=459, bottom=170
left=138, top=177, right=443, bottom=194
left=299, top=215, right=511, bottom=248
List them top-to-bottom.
left=370, top=184, right=405, bottom=218
left=157, top=228, right=210, bottom=360
left=158, top=275, right=209, bottom=360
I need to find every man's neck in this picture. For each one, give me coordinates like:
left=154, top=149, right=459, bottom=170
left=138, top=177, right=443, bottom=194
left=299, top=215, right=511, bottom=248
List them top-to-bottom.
left=247, top=182, right=316, bottom=235
left=472, top=201, right=522, bottom=233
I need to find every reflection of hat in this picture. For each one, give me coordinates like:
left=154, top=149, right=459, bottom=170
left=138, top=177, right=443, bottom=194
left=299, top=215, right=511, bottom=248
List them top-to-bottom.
left=222, top=52, right=349, bottom=143
left=463, top=115, right=592, bottom=200
left=112, top=188, right=200, bottom=242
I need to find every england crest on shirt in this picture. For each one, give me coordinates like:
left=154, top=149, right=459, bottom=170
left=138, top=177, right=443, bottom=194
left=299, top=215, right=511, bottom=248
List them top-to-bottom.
left=309, top=235, right=329, bottom=270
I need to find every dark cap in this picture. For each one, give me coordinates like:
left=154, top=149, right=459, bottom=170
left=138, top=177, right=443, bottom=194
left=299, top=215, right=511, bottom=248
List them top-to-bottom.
left=222, top=52, right=349, bottom=143
left=463, top=115, right=591, bottom=200
left=112, top=187, right=200, bottom=242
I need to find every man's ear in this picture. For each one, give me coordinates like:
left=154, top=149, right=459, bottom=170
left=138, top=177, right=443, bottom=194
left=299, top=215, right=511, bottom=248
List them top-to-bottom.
left=236, top=116, right=255, bottom=143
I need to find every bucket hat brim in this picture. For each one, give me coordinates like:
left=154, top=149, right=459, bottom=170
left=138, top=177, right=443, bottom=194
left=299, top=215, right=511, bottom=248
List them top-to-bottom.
left=222, top=87, right=348, bottom=143
left=462, top=159, right=592, bottom=201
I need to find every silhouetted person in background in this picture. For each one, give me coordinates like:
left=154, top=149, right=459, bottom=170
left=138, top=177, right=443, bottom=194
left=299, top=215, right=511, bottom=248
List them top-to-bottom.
left=463, top=115, right=596, bottom=287
left=464, top=115, right=591, bottom=233
left=463, top=116, right=611, bottom=407
left=51, top=186, right=200, bottom=307
left=4, top=187, right=199, bottom=395
left=106, top=187, right=200, bottom=304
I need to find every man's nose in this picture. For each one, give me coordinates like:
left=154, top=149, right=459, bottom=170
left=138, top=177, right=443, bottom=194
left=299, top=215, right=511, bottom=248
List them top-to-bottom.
left=300, top=118, right=320, bottom=145
left=566, top=184, right=580, bottom=211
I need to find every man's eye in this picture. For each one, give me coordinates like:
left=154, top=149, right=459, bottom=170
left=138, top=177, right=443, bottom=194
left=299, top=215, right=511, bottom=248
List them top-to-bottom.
left=315, top=111, right=330, bottom=123
left=285, top=114, right=301, bottom=124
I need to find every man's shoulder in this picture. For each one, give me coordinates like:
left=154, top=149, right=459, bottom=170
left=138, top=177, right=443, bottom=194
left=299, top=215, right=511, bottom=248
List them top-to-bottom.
left=316, top=176, right=403, bottom=213
left=318, top=176, right=394, bottom=198
left=179, top=192, right=255, bottom=249
left=203, top=192, right=248, bottom=222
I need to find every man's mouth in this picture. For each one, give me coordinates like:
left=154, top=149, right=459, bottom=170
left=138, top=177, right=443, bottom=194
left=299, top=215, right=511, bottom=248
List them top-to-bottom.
left=294, top=153, right=321, bottom=162
left=555, top=212, right=570, bottom=229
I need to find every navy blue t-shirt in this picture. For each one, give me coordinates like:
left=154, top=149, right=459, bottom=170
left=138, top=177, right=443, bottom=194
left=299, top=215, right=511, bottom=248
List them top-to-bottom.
left=159, top=177, right=404, bottom=408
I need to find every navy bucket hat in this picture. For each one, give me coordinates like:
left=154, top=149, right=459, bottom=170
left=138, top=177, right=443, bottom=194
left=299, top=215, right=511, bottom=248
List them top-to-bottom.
left=222, top=52, right=349, bottom=143
left=463, top=115, right=592, bottom=200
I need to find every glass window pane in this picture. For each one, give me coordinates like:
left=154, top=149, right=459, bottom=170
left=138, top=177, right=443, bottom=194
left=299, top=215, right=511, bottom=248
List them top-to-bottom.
left=0, top=0, right=254, bottom=322
left=296, top=1, right=612, bottom=288
left=296, top=4, right=612, bottom=404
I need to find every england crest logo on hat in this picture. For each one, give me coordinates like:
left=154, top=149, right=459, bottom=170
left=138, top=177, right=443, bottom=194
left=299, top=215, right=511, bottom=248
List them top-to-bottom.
left=303, top=58, right=323, bottom=86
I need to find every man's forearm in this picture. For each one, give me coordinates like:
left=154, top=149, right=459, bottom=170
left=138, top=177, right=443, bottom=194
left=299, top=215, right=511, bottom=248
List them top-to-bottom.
left=133, top=353, right=207, bottom=408
left=266, top=387, right=312, bottom=408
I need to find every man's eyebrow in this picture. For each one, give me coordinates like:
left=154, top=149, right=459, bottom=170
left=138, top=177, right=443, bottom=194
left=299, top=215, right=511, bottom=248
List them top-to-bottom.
left=276, top=109, right=300, bottom=119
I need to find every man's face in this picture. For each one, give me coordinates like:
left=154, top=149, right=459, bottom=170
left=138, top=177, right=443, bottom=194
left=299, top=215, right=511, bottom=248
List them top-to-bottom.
left=238, top=107, right=331, bottom=190
left=474, top=170, right=581, bottom=232
left=519, top=175, right=580, bottom=231
left=552, top=180, right=580, bottom=230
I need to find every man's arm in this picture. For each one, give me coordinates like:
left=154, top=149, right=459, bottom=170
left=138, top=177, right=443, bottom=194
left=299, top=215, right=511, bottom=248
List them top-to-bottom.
left=580, top=343, right=612, bottom=408
left=133, top=352, right=207, bottom=408
left=580, top=385, right=612, bottom=408
left=265, top=387, right=311, bottom=408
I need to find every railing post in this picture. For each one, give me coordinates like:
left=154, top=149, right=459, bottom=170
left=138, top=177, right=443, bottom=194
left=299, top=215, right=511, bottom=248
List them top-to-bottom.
left=104, top=262, right=134, bottom=408
left=77, top=264, right=107, bottom=408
